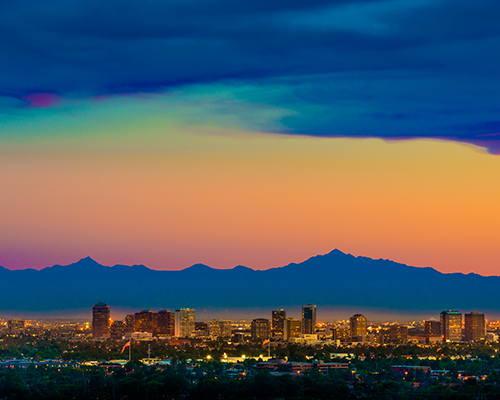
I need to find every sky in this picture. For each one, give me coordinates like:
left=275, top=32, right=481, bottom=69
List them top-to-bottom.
left=1, top=0, right=500, bottom=275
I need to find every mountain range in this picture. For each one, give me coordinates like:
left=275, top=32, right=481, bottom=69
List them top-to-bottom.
left=1, top=249, right=499, bottom=318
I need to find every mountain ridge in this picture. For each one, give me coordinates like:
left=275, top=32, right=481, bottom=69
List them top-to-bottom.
left=0, top=249, right=499, bottom=315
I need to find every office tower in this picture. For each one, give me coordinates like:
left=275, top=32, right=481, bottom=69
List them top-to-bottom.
left=92, top=302, right=111, bottom=338
left=301, top=304, right=317, bottom=334
left=175, top=308, right=195, bottom=337
left=272, top=309, right=287, bottom=338
left=134, top=310, right=155, bottom=334
left=155, top=310, right=175, bottom=337
left=440, top=310, right=462, bottom=342
left=464, top=312, right=486, bottom=341
left=125, top=314, right=135, bottom=333
left=350, top=314, right=367, bottom=339
left=251, top=318, right=271, bottom=340
left=284, top=318, right=301, bottom=340
left=424, top=318, right=441, bottom=336
left=7, top=320, right=25, bottom=335
left=110, top=320, right=127, bottom=339
left=209, top=320, right=232, bottom=339
left=194, top=322, right=209, bottom=338
left=388, top=325, right=408, bottom=343
left=332, top=326, right=350, bottom=342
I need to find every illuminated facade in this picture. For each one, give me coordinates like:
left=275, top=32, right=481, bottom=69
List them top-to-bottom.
left=92, top=301, right=111, bottom=338
left=301, top=304, right=316, bottom=334
left=175, top=308, right=195, bottom=337
left=155, top=309, right=175, bottom=337
left=272, top=309, right=286, bottom=338
left=134, top=310, right=155, bottom=334
left=440, top=310, right=462, bottom=342
left=464, top=312, right=485, bottom=341
left=125, top=314, right=135, bottom=333
left=350, top=314, right=367, bottom=339
left=251, top=318, right=270, bottom=339
left=285, top=318, right=301, bottom=340
left=424, top=319, right=441, bottom=336
left=7, top=320, right=25, bottom=335
left=110, top=320, right=127, bottom=339
left=209, top=320, right=232, bottom=339
left=194, top=322, right=209, bottom=338
left=388, top=325, right=408, bottom=343
left=332, top=326, right=350, bottom=342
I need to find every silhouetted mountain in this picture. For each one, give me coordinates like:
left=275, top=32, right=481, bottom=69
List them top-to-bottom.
left=0, top=249, right=499, bottom=315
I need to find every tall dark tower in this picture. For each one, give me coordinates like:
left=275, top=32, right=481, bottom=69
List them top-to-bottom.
left=92, top=302, right=110, bottom=339
left=301, top=304, right=316, bottom=334
left=272, top=309, right=286, bottom=338
left=464, top=312, right=485, bottom=341
left=349, top=314, right=367, bottom=339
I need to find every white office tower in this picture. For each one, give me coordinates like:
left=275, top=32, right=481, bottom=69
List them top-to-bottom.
left=175, top=308, right=195, bottom=337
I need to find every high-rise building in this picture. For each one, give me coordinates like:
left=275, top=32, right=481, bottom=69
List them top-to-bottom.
left=92, top=302, right=111, bottom=339
left=301, top=304, right=316, bottom=334
left=175, top=309, right=195, bottom=337
left=272, top=309, right=286, bottom=338
left=134, top=310, right=155, bottom=334
left=155, top=310, right=175, bottom=337
left=440, top=310, right=462, bottom=342
left=464, top=312, right=486, bottom=341
left=125, top=314, right=135, bottom=333
left=350, top=314, right=367, bottom=339
left=251, top=318, right=270, bottom=340
left=284, top=318, right=301, bottom=340
left=424, top=318, right=441, bottom=336
left=7, top=320, right=25, bottom=335
left=110, top=320, right=127, bottom=339
left=209, top=320, right=232, bottom=339
left=194, top=322, right=209, bottom=338
left=388, top=325, right=408, bottom=343
left=332, top=326, right=350, bottom=342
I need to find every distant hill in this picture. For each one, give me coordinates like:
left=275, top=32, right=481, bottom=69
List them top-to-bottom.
left=0, top=249, right=499, bottom=317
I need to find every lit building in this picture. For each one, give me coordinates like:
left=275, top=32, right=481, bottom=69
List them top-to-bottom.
left=92, top=302, right=111, bottom=339
left=301, top=304, right=316, bottom=334
left=175, top=309, right=195, bottom=337
left=272, top=309, right=286, bottom=338
left=134, top=310, right=155, bottom=334
left=155, top=310, right=175, bottom=337
left=440, top=310, right=462, bottom=342
left=464, top=312, right=486, bottom=341
left=125, top=314, right=135, bottom=333
left=350, top=314, right=367, bottom=339
left=251, top=318, right=270, bottom=340
left=285, top=318, right=301, bottom=340
left=424, top=318, right=441, bottom=336
left=7, top=320, right=25, bottom=335
left=110, top=320, right=127, bottom=339
left=209, top=320, right=232, bottom=339
left=194, top=322, right=209, bottom=338
left=388, top=325, right=408, bottom=343
left=332, top=326, right=350, bottom=342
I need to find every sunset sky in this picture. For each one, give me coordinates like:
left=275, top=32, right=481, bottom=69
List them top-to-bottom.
left=1, top=0, right=500, bottom=275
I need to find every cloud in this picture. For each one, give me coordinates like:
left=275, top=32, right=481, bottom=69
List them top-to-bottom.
left=1, top=0, right=500, bottom=152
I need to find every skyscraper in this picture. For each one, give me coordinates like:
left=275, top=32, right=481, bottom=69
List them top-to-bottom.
left=92, top=301, right=110, bottom=339
left=301, top=304, right=316, bottom=334
left=175, top=308, right=195, bottom=337
left=155, top=309, right=175, bottom=337
left=272, top=309, right=286, bottom=338
left=134, top=310, right=155, bottom=334
left=440, top=310, right=462, bottom=342
left=464, top=312, right=485, bottom=341
left=350, top=314, right=367, bottom=339
left=251, top=318, right=270, bottom=339
left=284, top=318, right=301, bottom=340
left=424, top=318, right=441, bottom=336
left=110, top=320, right=127, bottom=339
left=388, top=325, right=408, bottom=343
